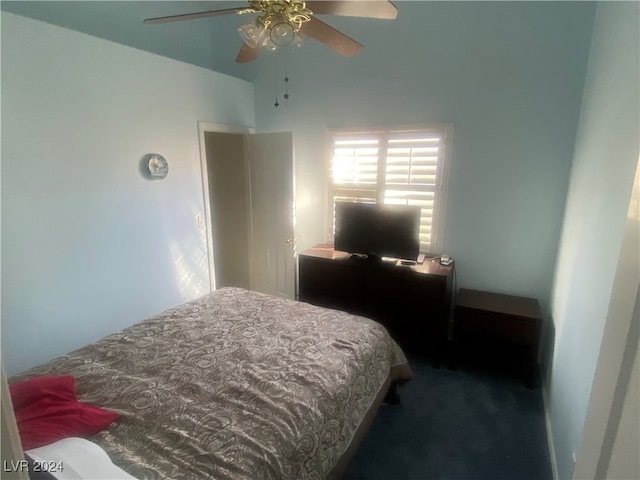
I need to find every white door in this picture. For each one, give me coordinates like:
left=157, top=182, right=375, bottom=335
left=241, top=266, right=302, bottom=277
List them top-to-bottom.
left=246, top=132, right=296, bottom=299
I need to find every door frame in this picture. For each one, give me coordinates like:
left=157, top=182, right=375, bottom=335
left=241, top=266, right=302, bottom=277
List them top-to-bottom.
left=197, top=121, right=255, bottom=292
left=573, top=156, right=640, bottom=479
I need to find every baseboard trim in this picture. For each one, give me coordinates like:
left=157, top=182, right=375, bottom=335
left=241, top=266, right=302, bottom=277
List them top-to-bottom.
left=542, top=382, right=559, bottom=480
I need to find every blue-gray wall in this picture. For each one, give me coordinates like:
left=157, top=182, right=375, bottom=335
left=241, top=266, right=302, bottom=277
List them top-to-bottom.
left=254, top=1, right=596, bottom=319
left=549, top=3, right=640, bottom=478
left=5, top=4, right=637, bottom=479
left=1, top=12, right=255, bottom=376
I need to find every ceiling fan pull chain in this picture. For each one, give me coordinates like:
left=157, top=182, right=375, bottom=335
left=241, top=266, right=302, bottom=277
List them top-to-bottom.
left=283, top=46, right=290, bottom=107
left=274, top=53, right=280, bottom=108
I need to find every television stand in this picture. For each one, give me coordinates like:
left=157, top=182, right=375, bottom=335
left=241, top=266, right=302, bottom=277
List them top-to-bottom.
left=298, top=244, right=454, bottom=362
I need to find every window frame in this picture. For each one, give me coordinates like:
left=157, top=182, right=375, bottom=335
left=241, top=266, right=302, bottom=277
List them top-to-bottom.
left=325, top=124, right=453, bottom=255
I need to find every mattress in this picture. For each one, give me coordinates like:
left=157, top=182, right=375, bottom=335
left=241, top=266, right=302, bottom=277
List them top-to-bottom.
left=11, top=287, right=412, bottom=479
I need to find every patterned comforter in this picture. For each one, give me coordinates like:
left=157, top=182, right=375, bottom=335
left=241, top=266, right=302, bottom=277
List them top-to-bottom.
left=11, top=287, right=412, bottom=479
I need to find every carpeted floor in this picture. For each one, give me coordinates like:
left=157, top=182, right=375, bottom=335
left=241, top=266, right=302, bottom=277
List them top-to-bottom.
left=344, top=357, right=553, bottom=480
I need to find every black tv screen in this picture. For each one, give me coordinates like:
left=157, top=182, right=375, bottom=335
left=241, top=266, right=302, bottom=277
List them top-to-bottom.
left=334, top=202, right=421, bottom=261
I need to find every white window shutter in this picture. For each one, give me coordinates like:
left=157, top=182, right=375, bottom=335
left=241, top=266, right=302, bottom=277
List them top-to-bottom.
left=328, top=126, right=452, bottom=254
left=331, top=137, right=380, bottom=186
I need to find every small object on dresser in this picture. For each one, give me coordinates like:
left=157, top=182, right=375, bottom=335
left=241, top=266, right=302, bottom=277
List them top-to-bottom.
left=440, top=255, right=453, bottom=265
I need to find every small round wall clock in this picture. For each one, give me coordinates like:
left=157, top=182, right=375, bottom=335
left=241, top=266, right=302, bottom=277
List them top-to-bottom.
left=146, top=154, right=168, bottom=179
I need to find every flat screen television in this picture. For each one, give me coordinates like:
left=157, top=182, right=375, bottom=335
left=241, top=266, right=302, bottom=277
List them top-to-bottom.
left=334, top=202, right=421, bottom=261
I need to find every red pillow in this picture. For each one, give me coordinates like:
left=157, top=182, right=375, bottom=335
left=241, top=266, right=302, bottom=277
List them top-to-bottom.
left=9, top=375, right=119, bottom=450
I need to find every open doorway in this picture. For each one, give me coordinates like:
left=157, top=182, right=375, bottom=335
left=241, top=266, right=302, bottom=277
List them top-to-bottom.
left=198, top=122, right=296, bottom=299
left=198, top=122, right=253, bottom=291
left=204, top=130, right=251, bottom=290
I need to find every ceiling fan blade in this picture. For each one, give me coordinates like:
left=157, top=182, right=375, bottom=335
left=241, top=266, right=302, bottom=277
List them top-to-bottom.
left=306, top=1, right=397, bottom=19
left=143, top=7, right=249, bottom=25
left=300, top=17, right=364, bottom=57
left=236, top=42, right=261, bottom=63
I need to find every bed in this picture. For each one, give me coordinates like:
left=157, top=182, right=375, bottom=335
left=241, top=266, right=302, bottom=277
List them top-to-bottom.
left=10, top=287, right=412, bottom=479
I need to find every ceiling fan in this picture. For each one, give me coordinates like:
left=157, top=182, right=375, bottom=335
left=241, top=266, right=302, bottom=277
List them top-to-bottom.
left=144, top=0, right=398, bottom=63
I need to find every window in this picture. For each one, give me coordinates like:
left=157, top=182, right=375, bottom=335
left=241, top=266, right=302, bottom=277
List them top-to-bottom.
left=327, top=125, right=452, bottom=254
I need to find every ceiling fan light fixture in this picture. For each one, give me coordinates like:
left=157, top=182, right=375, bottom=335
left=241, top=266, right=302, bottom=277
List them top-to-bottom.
left=238, top=1, right=313, bottom=52
left=238, top=19, right=268, bottom=48
left=269, top=19, right=296, bottom=46
left=291, top=30, right=307, bottom=48
left=262, top=36, right=279, bottom=52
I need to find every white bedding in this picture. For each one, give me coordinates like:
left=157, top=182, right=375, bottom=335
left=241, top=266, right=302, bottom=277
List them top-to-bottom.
left=26, top=437, right=137, bottom=480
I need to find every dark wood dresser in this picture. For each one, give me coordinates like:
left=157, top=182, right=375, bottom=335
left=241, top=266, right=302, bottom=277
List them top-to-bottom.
left=298, top=244, right=454, bottom=361
left=452, top=288, right=543, bottom=385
